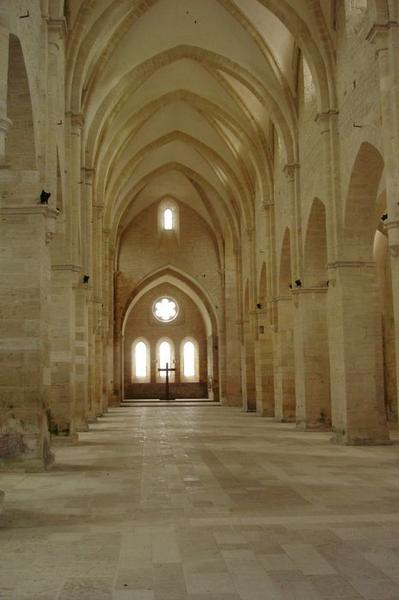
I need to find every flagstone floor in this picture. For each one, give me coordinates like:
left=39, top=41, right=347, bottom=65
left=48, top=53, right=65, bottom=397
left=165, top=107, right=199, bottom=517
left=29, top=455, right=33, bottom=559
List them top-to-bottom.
left=1, top=406, right=399, bottom=600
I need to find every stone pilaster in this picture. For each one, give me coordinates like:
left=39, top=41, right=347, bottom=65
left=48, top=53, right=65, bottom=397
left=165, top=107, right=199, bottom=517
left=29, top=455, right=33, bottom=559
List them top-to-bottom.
left=92, top=199, right=104, bottom=415
left=385, top=219, right=399, bottom=420
left=222, top=245, right=241, bottom=406
left=328, top=260, right=390, bottom=444
left=49, top=264, right=80, bottom=439
left=74, top=282, right=91, bottom=423
left=292, top=286, right=331, bottom=430
left=273, top=295, right=296, bottom=422
left=254, top=305, right=274, bottom=417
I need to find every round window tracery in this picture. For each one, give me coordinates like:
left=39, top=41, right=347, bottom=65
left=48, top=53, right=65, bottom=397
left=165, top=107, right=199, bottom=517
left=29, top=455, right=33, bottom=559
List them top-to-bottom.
left=153, top=297, right=179, bottom=323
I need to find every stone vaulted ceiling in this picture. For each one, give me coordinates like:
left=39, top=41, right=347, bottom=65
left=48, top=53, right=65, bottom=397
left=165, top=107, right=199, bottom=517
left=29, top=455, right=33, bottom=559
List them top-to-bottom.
left=66, top=0, right=336, bottom=245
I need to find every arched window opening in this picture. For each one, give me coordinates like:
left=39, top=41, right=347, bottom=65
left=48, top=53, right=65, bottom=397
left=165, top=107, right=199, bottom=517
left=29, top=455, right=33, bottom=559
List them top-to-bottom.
left=158, top=199, right=179, bottom=235
left=163, top=208, right=173, bottom=230
left=180, top=338, right=199, bottom=382
left=132, top=339, right=150, bottom=382
left=157, top=339, right=175, bottom=382
left=159, top=341, right=171, bottom=376
left=183, top=341, right=195, bottom=377
left=135, top=342, right=147, bottom=378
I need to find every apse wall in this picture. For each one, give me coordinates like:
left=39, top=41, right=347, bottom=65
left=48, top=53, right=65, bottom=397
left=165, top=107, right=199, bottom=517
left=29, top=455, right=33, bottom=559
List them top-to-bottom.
left=123, top=283, right=208, bottom=399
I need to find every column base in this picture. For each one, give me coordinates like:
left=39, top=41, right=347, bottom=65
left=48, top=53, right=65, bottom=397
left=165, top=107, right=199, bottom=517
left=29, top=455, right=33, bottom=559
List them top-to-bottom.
left=258, top=408, right=274, bottom=418
left=74, top=416, right=89, bottom=432
left=296, top=419, right=332, bottom=432
left=331, top=428, right=393, bottom=445
left=0, top=432, right=55, bottom=472
left=51, top=433, right=79, bottom=446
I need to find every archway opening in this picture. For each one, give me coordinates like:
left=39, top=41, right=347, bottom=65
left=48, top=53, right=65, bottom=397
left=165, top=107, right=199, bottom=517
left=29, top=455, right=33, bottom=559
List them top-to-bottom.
left=122, top=282, right=213, bottom=400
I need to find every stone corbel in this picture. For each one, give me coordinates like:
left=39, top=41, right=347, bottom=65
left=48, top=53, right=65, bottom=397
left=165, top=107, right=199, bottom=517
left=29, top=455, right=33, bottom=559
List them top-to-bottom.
left=47, top=17, right=67, bottom=50
left=314, top=110, right=339, bottom=133
left=67, top=112, right=85, bottom=136
left=283, top=163, right=300, bottom=182
left=83, top=167, right=95, bottom=186
left=261, top=200, right=274, bottom=211
left=246, top=226, right=255, bottom=241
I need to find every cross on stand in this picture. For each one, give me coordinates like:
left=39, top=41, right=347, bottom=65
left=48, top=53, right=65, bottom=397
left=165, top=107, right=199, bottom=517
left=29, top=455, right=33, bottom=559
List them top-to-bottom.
left=158, top=362, right=176, bottom=401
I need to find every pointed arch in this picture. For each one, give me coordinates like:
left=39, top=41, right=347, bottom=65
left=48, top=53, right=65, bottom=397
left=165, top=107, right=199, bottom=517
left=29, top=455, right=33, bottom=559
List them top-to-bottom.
left=6, top=35, right=36, bottom=170
left=344, top=142, right=385, bottom=261
left=304, top=198, right=328, bottom=287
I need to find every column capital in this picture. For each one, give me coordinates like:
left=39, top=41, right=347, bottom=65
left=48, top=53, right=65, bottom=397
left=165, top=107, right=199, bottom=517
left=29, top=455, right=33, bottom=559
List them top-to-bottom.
left=283, top=163, right=300, bottom=181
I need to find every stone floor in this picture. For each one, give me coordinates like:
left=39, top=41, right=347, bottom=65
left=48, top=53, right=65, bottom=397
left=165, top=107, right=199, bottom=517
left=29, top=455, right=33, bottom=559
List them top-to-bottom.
left=2, top=406, right=399, bottom=600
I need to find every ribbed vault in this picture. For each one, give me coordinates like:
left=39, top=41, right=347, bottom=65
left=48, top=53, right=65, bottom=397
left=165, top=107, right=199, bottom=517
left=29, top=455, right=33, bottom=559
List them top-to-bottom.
left=66, top=0, right=336, bottom=249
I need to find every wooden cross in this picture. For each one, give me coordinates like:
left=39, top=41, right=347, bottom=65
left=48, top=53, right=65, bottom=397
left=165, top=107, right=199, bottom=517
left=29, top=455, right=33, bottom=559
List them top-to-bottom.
left=157, top=361, right=176, bottom=401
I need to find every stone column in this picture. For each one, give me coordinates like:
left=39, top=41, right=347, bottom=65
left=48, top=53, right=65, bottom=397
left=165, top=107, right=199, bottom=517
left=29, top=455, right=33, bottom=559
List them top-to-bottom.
left=368, top=24, right=399, bottom=421
left=0, top=172, right=56, bottom=469
left=328, top=260, right=390, bottom=444
left=292, top=287, right=331, bottom=429
left=273, top=295, right=296, bottom=422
